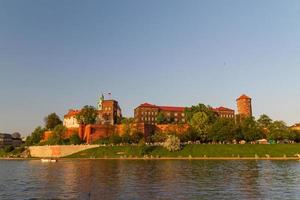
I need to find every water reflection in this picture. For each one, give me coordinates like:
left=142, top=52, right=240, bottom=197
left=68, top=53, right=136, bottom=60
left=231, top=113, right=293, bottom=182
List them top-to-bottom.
left=0, top=160, right=300, bottom=199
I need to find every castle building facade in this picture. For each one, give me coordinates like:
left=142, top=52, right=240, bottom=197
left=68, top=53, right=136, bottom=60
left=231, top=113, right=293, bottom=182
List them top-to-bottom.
left=63, top=98, right=122, bottom=128
left=98, top=100, right=122, bottom=125
left=134, top=103, right=186, bottom=125
left=213, top=107, right=235, bottom=119
left=63, top=110, right=80, bottom=128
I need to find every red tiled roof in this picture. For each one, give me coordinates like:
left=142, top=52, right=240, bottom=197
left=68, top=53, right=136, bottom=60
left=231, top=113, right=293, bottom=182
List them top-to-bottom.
left=237, top=94, right=251, bottom=100
left=139, top=103, right=185, bottom=112
left=140, top=103, right=158, bottom=108
left=158, top=106, right=185, bottom=112
left=213, top=106, right=234, bottom=112
left=64, top=109, right=80, bottom=118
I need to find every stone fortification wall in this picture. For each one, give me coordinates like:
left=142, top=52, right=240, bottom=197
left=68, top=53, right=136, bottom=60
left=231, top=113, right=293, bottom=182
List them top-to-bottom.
left=29, top=145, right=99, bottom=158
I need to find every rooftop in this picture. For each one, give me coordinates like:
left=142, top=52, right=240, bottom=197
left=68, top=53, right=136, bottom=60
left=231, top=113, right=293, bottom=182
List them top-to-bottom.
left=237, top=94, right=251, bottom=100
left=138, top=103, right=185, bottom=112
left=213, top=106, right=235, bottom=112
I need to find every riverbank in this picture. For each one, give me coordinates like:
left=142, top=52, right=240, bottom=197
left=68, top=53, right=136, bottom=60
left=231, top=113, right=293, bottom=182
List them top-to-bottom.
left=66, top=144, right=300, bottom=159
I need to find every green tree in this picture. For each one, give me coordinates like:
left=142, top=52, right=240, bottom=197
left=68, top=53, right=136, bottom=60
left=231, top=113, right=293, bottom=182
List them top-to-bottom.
left=184, top=103, right=218, bottom=124
left=76, top=105, right=98, bottom=125
left=189, top=111, right=210, bottom=142
left=156, top=112, right=167, bottom=124
left=44, top=113, right=62, bottom=130
left=257, top=114, right=272, bottom=129
left=122, top=117, right=134, bottom=135
left=241, top=117, right=264, bottom=142
left=208, top=118, right=236, bottom=143
left=268, top=121, right=290, bottom=142
left=48, top=125, right=66, bottom=145
left=26, top=126, right=45, bottom=145
left=151, top=131, right=167, bottom=143
left=69, top=132, right=82, bottom=145
left=131, top=132, right=144, bottom=143
left=163, top=135, right=181, bottom=152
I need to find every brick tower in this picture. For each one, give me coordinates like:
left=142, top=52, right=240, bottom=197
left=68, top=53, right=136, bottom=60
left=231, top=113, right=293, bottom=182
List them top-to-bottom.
left=236, top=94, right=252, bottom=117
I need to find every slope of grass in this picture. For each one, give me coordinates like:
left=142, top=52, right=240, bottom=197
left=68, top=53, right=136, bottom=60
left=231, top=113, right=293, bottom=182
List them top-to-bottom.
left=67, top=144, right=300, bottom=158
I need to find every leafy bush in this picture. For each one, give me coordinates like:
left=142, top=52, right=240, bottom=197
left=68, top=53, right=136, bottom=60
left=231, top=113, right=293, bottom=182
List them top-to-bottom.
left=151, top=131, right=167, bottom=143
left=69, top=133, right=82, bottom=145
left=109, top=134, right=122, bottom=144
left=163, top=135, right=181, bottom=152
left=93, top=137, right=110, bottom=145
left=4, top=145, right=14, bottom=153
left=139, top=145, right=155, bottom=156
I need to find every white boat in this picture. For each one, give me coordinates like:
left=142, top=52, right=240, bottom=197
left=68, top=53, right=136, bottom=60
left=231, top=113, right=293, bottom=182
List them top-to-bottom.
left=41, top=158, right=58, bottom=163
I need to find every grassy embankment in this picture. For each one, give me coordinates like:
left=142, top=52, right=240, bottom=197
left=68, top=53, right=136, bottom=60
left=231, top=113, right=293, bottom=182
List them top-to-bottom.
left=67, top=144, right=300, bottom=159
left=0, top=147, right=25, bottom=158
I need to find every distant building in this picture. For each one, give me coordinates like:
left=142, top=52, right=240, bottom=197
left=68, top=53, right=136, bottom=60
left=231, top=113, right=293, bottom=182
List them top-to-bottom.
left=236, top=94, right=252, bottom=118
left=63, top=98, right=122, bottom=128
left=98, top=100, right=122, bottom=125
left=134, top=103, right=186, bottom=124
left=213, top=106, right=235, bottom=119
left=63, top=110, right=80, bottom=128
left=291, top=123, right=300, bottom=131
left=0, top=133, right=22, bottom=148
left=0, top=133, right=12, bottom=148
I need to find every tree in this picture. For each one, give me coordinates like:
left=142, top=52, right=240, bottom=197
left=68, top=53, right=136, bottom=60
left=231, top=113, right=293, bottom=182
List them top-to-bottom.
left=184, top=103, right=218, bottom=124
left=76, top=105, right=98, bottom=125
left=189, top=111, right=210, bottom=141
left=156, top=112, right=167, bottom=124
left=44, top=113, right=62, bottom=130
left=257, top=114, right=272, bottom=129
left=122, top=117, right=134, bottom=135
left=241, top=117, right=264, bottom=142
left=208, top=118, right=236, bottom=143
left=268, top=121, right=290, bottom=142
left=48, top=125, right=66, bottom=145
left=27, top=126, right=45, bottom=145
left=151, top=131, right=167, bottom=143
left=12, top=132, right=21, bottom=139
left=69, top=132, right=82, bottom=145
left=131, top=132, right=144, bottom=143
left=163, top=135, right=181, bottom=152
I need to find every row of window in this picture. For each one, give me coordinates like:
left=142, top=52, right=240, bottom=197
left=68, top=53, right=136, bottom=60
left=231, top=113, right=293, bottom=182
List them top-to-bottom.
left=103, top=107, right=112, bottom=111
left=140, top=111, right=185, bottom=117
left=141, top=111, right=158, bottom=116
left=220, top=114, right=234, bottom=118
left=140, top=117, right=185, bottom=123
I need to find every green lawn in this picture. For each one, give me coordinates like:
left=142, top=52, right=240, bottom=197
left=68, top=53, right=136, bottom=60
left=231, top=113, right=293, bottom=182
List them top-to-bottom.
left=67, top=144, right=300, bottom=158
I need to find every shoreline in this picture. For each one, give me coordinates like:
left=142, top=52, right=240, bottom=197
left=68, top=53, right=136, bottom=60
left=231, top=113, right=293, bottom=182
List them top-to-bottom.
left=1, top=157, right=300, bottom=161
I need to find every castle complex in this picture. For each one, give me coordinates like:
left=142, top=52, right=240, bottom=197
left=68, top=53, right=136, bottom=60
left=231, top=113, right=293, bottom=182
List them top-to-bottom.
left=54, top=94, right=253, bottom=143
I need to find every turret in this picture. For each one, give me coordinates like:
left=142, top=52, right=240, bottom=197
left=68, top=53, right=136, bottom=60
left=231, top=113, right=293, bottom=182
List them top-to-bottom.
left=236, top=94, right=252, bottom=118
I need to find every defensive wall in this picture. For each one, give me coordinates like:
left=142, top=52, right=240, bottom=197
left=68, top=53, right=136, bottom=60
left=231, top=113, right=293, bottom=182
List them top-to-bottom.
left=43, top=123, right=190, bottom=144
left=29, top=145, right=99, bottom=158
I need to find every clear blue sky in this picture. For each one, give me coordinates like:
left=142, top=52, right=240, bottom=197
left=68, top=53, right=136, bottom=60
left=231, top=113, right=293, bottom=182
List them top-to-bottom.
left=1, top=0, right=300, bottom=135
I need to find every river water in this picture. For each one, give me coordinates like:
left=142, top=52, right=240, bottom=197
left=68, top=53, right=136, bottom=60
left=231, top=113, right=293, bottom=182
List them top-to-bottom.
left=0, top=159, right=300, bottom=200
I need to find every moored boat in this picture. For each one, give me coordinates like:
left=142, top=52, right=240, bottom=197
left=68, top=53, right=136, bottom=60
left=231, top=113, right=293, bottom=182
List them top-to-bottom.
left=41, top=158, right=58, bottom=163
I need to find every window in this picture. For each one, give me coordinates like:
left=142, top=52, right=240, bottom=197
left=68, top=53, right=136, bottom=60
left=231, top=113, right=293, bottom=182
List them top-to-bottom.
left=174, top=113, right=178, bottom=116
left=182, top=113, right=185, bottom=117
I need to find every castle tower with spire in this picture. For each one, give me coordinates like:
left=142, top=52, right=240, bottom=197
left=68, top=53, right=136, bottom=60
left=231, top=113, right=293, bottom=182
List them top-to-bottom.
left=236, top=94, right=252, bottom=118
